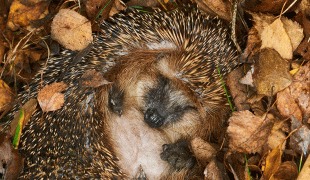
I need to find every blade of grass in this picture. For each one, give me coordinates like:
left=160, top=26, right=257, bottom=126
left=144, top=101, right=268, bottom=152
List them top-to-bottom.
left=217, top=66, right=234, bottom=112
left=12, top=108, right=24, bottom=149
left=245, top=154, right=252, bottom=180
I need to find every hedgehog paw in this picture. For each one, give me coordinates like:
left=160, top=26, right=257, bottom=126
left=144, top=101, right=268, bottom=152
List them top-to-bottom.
left=160, top=140, right=197, bottom=170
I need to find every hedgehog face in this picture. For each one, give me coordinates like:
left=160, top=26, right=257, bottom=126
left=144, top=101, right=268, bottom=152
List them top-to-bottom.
left=105, top=50, right=202, bottom=132
left=143, top=76, right=196, bottom=128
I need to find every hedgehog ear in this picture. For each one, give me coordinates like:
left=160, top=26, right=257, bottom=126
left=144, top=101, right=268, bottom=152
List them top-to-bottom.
left=155, top=52, right=179, bottom=80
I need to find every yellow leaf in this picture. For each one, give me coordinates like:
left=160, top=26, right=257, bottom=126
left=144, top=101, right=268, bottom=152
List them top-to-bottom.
left=264, top=145, right=282, bottom=180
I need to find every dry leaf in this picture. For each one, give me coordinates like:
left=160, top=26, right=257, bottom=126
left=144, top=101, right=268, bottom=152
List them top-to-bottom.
left=6, top=0, right=49, bottom=31
left=86, top=0, right=115, bottom=20
left=109, top=0, right=126, bottom=17
left=194, top=0, right=232, bottom=21
left=242, top=0, right=299, bottom=14
left=51, top=9, right=93, bottom=51
left=295, top=11, right=310, bottom=61
left=251, top=13, right=303, bottom=60
left=281, top=17, right=304, bottom=51
left=261, top=18, right=292, bottom=59
left=240, top=27, right=261, bottom=63
left=253, top=48, right=292, bottom=96
left=277, top=62, right=310, bottom=122
left=226, top=65, right=251, bottom=111
left=239, top=66, right=254, bottom=87
left=81, top=69, right=111, bottom=88
left=0, top=80, right=14, bottom=112
left=37, top=82, right=68, bottom=112
left=227, top=110, right=273, bottom=154
left=290, top=116, right=310, bottom=156
left=267, top=126, right=286, bottom=151
left=0, top=133, right=24, bottom=180
left=190, top=137, right=217, bottom=167
left=263, top=145, right=282, bottom=180
left=204, top=158, right=229, bottom=180
left=273, top=161, right=298, bottom=180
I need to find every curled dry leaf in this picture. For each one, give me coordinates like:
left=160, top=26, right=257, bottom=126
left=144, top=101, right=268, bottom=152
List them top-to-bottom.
left=51, top=9, right=93, bottom=51
left=253, top=48, right=292, bottom=96
left=277, top=61, right=310, bottom=122
left=81, top=69, right=111, bottom=88
left=0, top=80, right=14, bottom=112
left=37, top=82, right=68, bottom=112
left=227, top=110, right=273, bottom=154
left=290, top=116, right=310, bottom=156
left=0, top=133, right=24, bottom=180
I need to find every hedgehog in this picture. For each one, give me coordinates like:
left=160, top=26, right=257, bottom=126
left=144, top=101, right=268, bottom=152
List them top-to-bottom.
left=3, top=7, right=238, bottom=179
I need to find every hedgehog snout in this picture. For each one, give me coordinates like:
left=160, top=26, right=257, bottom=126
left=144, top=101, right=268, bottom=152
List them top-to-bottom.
left=144, top=108, right=165, bottom=128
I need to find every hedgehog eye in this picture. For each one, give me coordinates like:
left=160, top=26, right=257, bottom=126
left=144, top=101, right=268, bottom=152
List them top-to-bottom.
left=108, top=85, right=124, bottom=116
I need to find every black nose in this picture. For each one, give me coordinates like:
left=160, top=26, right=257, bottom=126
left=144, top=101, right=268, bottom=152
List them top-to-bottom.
left=144, top=108, right=165, bottom=128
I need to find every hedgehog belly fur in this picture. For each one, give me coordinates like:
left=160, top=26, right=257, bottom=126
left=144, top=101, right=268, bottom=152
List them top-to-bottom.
left=106, top=109, right=170, bottom=179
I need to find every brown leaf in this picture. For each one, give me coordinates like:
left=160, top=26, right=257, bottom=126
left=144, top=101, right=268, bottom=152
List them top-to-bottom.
left=6, top=0, right=49, bottom=31
left=86, top=0, right=115, bottom=20
left=194, top=0, right=232, bottom=21
left=242, top=0, right=300, bottom=14
left=51, top=9, right=93, bottom=51
left=294, top=11, right=310, bottom=60
left=250, top=13, right=303, bottom=60
left=281, top=17, right=304, bottom=52
left=261, top=18, right=292, bottom=59
left=240, top=27, right=261, bottom=63
left=253, top=48, right=293, bottom=96
left=277, top=61, right=310, bottom=122
left=226, top=65, right=252, bottom=111
left=81, top=69, right=111, bottom=88
left=0, top=80, right=14, bottom=112
left=37, top=82, right=68, bottom=112
left=227, top=110, right=273, bottom=154
left=290, top=116, right=310, bottom=155
left=267, top=122, right=286, bottom=151
left=0, top=133, right=24, bottom=180
left=190, top=137, right=217, bottom=167
left=204, top=158, right=229, bottom=180
left=273, top=161, right=298, bottom=180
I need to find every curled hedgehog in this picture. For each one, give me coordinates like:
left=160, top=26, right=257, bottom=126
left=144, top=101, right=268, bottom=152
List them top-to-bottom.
left=5, top=7, right=238, bottom=179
